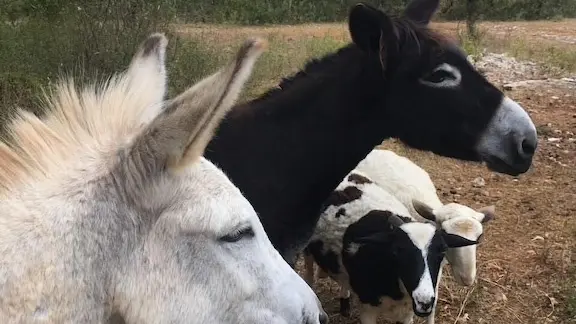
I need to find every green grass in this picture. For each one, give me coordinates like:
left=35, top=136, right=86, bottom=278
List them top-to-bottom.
left=245, top=34, right=344, bottom=99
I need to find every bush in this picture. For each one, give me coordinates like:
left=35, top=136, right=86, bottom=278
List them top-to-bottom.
left=0, top=0, right=218, bottom=121
left=173, top=0, right=412, bottom=25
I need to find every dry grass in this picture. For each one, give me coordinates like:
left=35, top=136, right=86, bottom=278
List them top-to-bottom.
left=434, top=20, right=576, bottom=73
left=175, top=21, right=576, bottom=323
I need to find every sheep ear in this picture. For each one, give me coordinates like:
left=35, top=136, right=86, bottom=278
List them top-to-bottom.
left=412, top=199, right=437, bottom=222
left=477, top=205, right=496, bottom=223
left=353, top=214, right=404, bottom=245
left=387, top=214, right=405, bottom=229
left=441, top=230, right=478, bottom=248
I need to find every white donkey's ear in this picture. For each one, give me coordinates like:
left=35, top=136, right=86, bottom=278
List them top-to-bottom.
left=125, top=33, right=169, bottom=124
left=124, top=37, right=266, bottom=184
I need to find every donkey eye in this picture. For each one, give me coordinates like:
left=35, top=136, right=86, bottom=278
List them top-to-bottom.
left=424, top=69, right=454, bottom=83
left=220, top=227, right=255, bottom=243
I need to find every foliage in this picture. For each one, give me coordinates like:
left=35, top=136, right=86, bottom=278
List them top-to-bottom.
left=0, top=0, right=214, bottom=114
left=1, top=0, right=576, bottom=124
left=170, top=0, right=576, bottom=24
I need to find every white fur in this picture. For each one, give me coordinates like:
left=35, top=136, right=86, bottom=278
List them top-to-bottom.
left=419, top=63, right=462, bottom=88
left=476, top=96, right=538, bottom=164
left=401, top=223, right=436, bottom=315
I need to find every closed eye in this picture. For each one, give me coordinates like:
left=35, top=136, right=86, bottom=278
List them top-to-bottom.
left=420, top=63, right=462, bottom=88
left=219, top=226, right=255, bottom=243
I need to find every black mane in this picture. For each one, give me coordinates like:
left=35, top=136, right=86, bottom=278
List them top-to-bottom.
left=249, top=17, right=448, bottom=106
left=249, top=44, right=358, bottom=104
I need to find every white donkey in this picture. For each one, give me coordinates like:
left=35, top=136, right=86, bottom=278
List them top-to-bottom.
left=0, top=34, right=328, bottom=324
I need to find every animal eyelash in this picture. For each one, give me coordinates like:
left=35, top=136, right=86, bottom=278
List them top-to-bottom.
left=220, top=227, right=255, bottom=243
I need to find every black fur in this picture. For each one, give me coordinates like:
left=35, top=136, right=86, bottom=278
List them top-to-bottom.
left=204, top=1, right=532, bottom=262
left=348, top=172, right=373, bottom=184
left=323, top=186, right=363, bottom=208
left=341, top=210, right=446, bottom=316
left=341, top=211, right=409, bottom=306
left=306, top=240, right=341, bottom=275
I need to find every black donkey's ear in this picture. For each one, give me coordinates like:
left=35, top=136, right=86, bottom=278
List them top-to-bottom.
left=403, top=0, right=441, bottom=25
left=349, top=2, right=397, bottom=54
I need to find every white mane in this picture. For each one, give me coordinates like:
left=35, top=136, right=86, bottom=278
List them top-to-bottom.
left=0, top=39, right=167, bottom=197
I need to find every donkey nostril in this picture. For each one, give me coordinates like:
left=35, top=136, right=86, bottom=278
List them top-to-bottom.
left=521, top=138, right=536, bottom=156
left=523, top=140, right=536, bottom=154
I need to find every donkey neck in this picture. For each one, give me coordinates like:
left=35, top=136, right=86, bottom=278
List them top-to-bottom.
left=205, top=45, right=392, bottom=256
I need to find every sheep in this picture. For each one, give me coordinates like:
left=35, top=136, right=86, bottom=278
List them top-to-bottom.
left=351, top=149, right=496, bottom=323
left=355, top=149, right=496, bottom=285
left=304, top=171, right=479, bottom=324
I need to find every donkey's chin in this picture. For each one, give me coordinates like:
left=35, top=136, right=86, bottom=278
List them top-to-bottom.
left=483, top=155, right=532, bottom=176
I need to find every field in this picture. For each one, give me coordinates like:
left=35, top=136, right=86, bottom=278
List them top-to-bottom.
left=176, top=20, right=576, bottom=323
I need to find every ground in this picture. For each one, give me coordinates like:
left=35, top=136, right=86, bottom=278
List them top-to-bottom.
left=176, top=21, right=576, bottom=323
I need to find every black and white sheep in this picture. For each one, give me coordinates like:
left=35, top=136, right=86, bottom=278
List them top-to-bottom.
left=354, top=149, right=496, bottom=286
left=304, top=171, right=479, bottom=324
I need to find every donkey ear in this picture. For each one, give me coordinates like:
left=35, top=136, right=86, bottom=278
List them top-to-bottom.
left=403, top=0, right=440, bottom=25
left=348, top=2, right=396, bottom=53
left=125, top=33, right=169, bottom=122
left=127, top=38, right=266, bottom=178
left=412, top=199, right=437, bottom=222
left=477, top=205, right=496, bottom=224
left=441, top=230, right=478, bottom=248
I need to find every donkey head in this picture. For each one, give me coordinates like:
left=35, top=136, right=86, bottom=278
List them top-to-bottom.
left=348, top=1, right=537, bottom=176
left=108, top=35, right=327, bottom=324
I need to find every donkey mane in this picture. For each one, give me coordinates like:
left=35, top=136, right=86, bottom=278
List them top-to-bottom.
left=248, top=17, right=447, bottom=107
left=392, top=17, right=449, bottom=52
left=251, top=45, right=354, bottom=104
left=0, top=60, right=163, bottom=196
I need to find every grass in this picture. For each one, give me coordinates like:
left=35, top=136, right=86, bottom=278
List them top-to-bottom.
left=454, top=24, right=576, bottom=74
left=245, top=33, right=343, bottom=98
left=486, top=34, right=576, bottom=73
